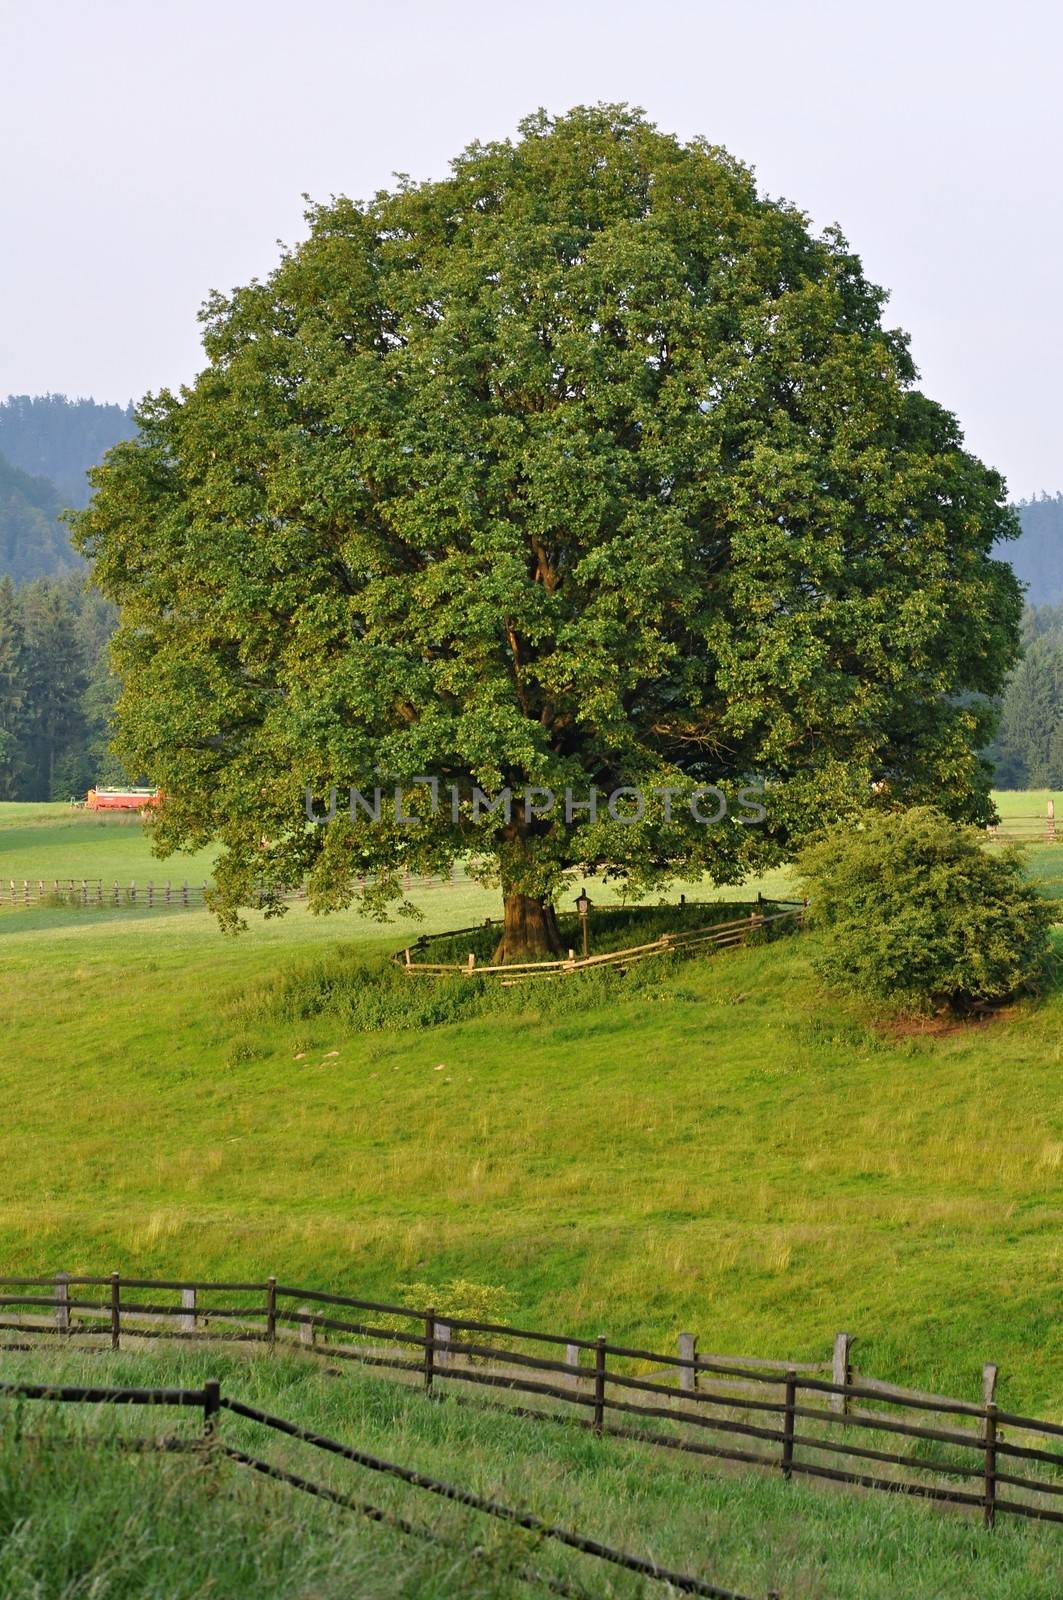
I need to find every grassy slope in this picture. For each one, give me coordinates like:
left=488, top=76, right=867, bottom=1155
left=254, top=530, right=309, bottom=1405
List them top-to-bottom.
left=993, top=790, right=1056, bottom=821
left=0, top=803, right=218, bottom=884
left=1, top=805, right=1062, bottom=1417
left=1, top=1346, right=1059, bottom=1600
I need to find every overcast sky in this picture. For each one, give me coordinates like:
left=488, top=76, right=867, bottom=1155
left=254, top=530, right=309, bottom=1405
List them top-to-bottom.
left=2, top=0, right=1060, bottom=498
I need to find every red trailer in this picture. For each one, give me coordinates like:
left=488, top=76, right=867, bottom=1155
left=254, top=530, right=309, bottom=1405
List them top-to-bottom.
left=85, top=787, right=161, bottom=812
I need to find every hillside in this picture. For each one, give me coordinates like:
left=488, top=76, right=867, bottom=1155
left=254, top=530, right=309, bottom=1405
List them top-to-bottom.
left=0, top=393, right=134, bottom=509
left=0, top=451, right=80, bottom=584
left=1006, top=495, right=1063, bottom=606
left=0, top=802, right=1060, bottom=1417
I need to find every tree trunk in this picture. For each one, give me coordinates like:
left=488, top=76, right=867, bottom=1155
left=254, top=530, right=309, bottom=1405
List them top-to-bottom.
left=492, top=893, right=564, bottom=964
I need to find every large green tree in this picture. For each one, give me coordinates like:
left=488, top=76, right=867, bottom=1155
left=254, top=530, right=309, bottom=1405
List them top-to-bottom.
left=76, top=106, right=1022, bottom=957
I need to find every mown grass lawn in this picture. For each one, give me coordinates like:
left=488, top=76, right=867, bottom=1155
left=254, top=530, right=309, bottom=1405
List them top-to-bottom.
left=1, top=798, right=1061, bottom=1419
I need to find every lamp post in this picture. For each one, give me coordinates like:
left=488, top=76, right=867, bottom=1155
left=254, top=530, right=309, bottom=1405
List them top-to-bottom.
left=575, top=887, right=591, bottom=958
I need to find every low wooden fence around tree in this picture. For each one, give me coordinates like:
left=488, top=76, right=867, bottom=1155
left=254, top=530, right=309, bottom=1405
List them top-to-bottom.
left=396, top=901, right=807, bottom=980
left=2, top=1273, right=1060, bottom=1533
left=0, top=1375, right=759, bottom=1600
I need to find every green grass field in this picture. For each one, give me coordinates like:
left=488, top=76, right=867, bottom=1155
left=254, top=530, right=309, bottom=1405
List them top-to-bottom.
left=1, top=800, right=1062, bottom=1423
left=2, top=1346, right=1059, bottom=1600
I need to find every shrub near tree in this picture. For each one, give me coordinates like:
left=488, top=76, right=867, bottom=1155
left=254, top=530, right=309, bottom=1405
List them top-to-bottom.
left=797, top=807, right=1054, bottom=1015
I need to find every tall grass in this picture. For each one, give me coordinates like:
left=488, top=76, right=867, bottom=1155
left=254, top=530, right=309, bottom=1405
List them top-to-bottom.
left=0, top=1346, right=1059, bottom=1600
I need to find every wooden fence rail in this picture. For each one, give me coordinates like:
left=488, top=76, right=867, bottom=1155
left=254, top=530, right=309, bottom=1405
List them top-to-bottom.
left=986, top=800, right=1058, bottom=843
left=2, top=867, right=460, bottom=910
left=397, top=902, right=808, bottom=981
left=1, top=1272, right=1059, bottom=1532
left=0, top=1376, right=756, bottom=1599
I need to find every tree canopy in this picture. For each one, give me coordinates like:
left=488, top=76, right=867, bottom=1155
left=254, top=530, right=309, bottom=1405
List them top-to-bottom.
left=75, top=105, right=1023, bottom=955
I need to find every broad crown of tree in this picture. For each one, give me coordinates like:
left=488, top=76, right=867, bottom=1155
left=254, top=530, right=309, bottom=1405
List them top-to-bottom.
left=76, top=105, right=1022, bottom=957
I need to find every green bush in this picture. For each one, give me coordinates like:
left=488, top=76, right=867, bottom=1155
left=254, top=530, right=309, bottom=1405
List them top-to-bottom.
left=796, top=807, right=1054, bottom=1015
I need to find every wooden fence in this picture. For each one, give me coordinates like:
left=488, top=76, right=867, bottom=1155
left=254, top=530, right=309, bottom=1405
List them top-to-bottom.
left=986, top=800, right=1058, bottom=843
left=2, top=867, right=460, bottom=911
left=397, top=901, right=807, bottom=981
left=2, top=1273, right=1059, bottom=1532
left=0, top=1375, right=758, bottom=1599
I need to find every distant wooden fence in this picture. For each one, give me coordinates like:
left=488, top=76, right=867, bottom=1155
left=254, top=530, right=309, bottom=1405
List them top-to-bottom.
left=987, top=800, right=1058, bottom=843
left=2, top=867, right=460, bottom=911
left=397, top=901, right=807, bottom=981
left=2, top=1272, right=1059, bottom=1532
left=0, top=1375, right=755, bottom=1599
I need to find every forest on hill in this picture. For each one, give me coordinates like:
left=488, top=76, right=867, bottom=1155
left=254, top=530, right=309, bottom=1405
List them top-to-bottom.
left=0, top=392, right=1059, bottom=799
left=0, top=394, right=135, bottom=509
left=0, top=451, right=80, bottom=584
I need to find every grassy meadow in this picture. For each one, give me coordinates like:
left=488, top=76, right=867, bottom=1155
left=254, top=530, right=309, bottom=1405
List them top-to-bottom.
left=1, top=799, right=1062, bottom=1423
left=2, top=1345, right=1060, bottom=1600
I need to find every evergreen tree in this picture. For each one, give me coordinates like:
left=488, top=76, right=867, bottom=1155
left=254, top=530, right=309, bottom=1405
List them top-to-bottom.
left=0, top=576, right=27, bottom=797
left=19, top=580, right=89, bottom=799
left=993, top=633, right=1063, bottom=787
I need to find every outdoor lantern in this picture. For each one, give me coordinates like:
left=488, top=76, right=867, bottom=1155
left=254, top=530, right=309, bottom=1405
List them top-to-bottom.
left=574, top=887, right=591, bottom=957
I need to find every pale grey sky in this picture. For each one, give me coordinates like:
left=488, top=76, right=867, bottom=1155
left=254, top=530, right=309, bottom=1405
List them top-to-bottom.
left=2, top=0, right=1060, bottom=497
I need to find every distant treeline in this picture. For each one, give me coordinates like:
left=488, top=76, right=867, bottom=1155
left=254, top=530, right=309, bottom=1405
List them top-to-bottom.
left=0, top=393, right=135, bottom=509
left=0, top=394, right=134, bottom=584
left=1001, top=493, right=1063, bottom=610
left=0, top=574, right=124, bottom=802
left=989, top=600, right=1063, bottom=789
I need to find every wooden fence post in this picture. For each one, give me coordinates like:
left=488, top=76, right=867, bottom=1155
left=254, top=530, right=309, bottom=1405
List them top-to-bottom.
left=1046, top=798, right=1055, bottom=843
left=182, top=880, right=189, bottom=907
left=54, top=1272, right=69, bottom=1336
left=109, top=1272, right=121, bottom=1350
left=265, top=1277, right=277, bottom=1346
left=180, top=1288, right=197, bottom=1332
left=298, top=1305, right=315, bottom=1347
left=424, top=1307, right=436, bottom=1393
left=436, top=1321, right=451, bottom=1369
left=831, top=1331, right=853, bottom=1414
left=678, top=1332, right=698, bottom=1393
left=593, top=1335, right=607, bottom=1434
left=565, top=1343, right=581, bottom=1391
left=982, top=1362, right=998, bottom=1407
left=781, top=1368, right=797, bottom=1480
left=202, top=1379, right=221, bottom=1445
left=983, top=1402, right=998, bottom=1527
